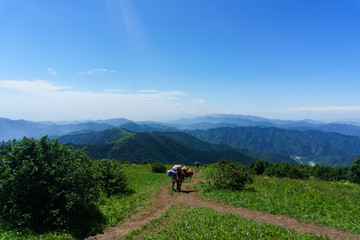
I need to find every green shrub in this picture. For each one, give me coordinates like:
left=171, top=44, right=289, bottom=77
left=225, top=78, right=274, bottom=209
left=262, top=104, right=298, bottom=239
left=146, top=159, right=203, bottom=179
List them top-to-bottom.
left=0, top=136, right=101, bottom=236
left=350, top=157, right=360, bottom=183
left=92, top=159, right=129, bottom=196
left=141, top=160, right=149, bottom=165
left=207, top=160, right=254, bottom=190
left=250, top=160, right=266, bottom=175
left=151, top=162, right=166, bottom=173
left=263, top=162, right=309, bottom=180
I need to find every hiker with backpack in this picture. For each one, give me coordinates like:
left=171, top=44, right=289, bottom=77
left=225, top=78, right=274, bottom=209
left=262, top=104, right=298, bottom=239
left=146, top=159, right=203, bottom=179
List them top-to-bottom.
left=167, top=165, right=185, bottom=191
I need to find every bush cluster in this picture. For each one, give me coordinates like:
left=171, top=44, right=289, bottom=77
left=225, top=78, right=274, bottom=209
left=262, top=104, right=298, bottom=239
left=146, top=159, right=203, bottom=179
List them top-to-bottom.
left=0, top=137, right=128, bottom=237
left=250, top=158, right=360, bottom=183
left=207, top=160, right=254, bottom=190
left=151, top=161, right=167, bottom=173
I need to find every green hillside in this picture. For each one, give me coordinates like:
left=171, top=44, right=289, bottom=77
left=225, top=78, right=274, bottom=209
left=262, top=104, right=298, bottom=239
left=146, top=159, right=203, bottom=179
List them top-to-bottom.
left=190, top=127, right=360, bottom=166
left=61, top=128, right=256, bottom=166
left=155, top=131, right=296, bottom=164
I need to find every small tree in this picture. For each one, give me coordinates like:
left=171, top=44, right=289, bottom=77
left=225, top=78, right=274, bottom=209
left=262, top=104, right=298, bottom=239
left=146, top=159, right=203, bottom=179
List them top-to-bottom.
left=350, top=157, right=360, bottom=184
left=92, top=159, right=129, bottom=196
left=141, top=160, right=149, bottom=165
left=207, top=160, right=254, bottom=190
left=250, top=160, right=266, bottom=175
left=151, top=162, right=166, bottom=173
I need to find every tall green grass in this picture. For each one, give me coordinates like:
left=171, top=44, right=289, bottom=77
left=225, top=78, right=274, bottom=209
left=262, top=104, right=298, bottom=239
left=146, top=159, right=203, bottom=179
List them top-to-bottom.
left=97, top=164, right=170, bottom=226
left=200, top=175, right=360, bottom=234
left=124, top=204, right=327, bottom=240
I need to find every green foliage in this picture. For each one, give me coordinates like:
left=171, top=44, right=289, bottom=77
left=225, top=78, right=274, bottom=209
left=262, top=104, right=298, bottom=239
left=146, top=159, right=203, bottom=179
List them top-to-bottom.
left=0, top=136, right=101, bottom=237
left=350, top=157, right=360, bottom=183
left=92, top=159, right=129, bottom=196
left=141, top=160, right=149, bottom=165
left=207, top=160, right=254, bottom=190
left=250, top=160, right=268, bottom=175
left=250, top=160, right=353, bottom=182
left=151, top=162, right=166, bottom=173
left=263, top=162, right=310, bottom=180
left=0, top=164, right=170, bottom=239
left=200, top=175, right=360, bottom=234
left=124, top=205, right=326, bottom=240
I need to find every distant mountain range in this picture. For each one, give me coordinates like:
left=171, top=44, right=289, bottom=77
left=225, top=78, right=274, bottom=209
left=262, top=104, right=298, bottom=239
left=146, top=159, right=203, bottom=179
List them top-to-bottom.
left=2, top=114, right=360, bottom=166
left=3, top=114, right=360, bottom=140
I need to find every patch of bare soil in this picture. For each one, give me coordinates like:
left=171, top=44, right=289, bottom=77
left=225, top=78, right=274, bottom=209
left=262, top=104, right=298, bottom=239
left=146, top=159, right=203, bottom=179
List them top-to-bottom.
left=86, top=171, right=360, bottom=240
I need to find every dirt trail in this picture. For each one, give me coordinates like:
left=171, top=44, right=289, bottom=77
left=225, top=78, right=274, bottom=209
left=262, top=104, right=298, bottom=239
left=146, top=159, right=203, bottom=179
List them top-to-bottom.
left=86, top=171, right=360, bottom=240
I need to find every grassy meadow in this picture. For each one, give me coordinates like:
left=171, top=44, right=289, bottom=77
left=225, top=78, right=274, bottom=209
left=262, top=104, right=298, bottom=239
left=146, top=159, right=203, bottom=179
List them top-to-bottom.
left=1, top=163, right=359, bottom=239
left=200, top=167, right=360, bottom=234
left=123, top=204, right=327, bottom=240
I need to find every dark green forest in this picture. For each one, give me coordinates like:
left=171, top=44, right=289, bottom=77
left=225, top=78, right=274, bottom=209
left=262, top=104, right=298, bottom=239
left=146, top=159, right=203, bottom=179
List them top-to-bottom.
left=189, top=127, right=360, bottom=166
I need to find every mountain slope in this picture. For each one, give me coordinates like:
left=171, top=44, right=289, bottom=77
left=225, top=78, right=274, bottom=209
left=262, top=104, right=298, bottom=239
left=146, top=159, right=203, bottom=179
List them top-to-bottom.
left=58, top=127, right=134, bottom=145
left=189, top=127, right=360, bottom=166
left=60, top=129, right=257, bottom=166
left=72, top=132, right=255, bottom=166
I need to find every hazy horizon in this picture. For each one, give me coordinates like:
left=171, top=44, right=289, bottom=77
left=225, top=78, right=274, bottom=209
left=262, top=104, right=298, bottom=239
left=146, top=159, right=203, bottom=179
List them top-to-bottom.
left=2, top=113, right=360, bottom=125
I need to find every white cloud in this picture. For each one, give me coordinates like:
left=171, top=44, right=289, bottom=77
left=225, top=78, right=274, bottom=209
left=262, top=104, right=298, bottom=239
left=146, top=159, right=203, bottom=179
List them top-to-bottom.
left=47, top=68, right=57, bottom=76
left=78, top=68, right=116, bottom=76
left=0, top=80, right=187, bottom=121
left=0, top=80, right=70, bottom=95
left=105, top=89, right=125, bottom=93
left=138, top=90, right=158, bottom=93
left=168, top=96, right=180, bottom=107
left=194, top=98, right=205, bottom=105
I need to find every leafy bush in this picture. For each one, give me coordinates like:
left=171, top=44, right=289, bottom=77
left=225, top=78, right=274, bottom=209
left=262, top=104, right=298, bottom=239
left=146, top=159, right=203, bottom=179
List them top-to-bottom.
left=0, top=136, right=100, bottom=235
left=350, top=157, right=360, bottom=183
left=92, top=159, right=129, bottom=196
left=141, top=160, right=149, bottom=165
left=207, top=160, right=254, bottom=190
left=250, top=160, right=267, bottom=175
left=151, top=162, right=166, bottom=173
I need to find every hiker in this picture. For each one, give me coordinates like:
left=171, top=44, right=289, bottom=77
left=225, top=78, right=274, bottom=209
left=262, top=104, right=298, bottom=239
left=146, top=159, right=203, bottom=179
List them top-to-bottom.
left=195, top=162, right=200, bottom=168
left=171, top=164, right=185, bottom=191
left=167, top=169, right=177, bottom=188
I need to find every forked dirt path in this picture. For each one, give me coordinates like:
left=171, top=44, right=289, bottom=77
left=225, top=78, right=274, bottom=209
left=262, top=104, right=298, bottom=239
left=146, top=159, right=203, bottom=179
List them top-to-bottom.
left=86, top=171, right=360, bottom=240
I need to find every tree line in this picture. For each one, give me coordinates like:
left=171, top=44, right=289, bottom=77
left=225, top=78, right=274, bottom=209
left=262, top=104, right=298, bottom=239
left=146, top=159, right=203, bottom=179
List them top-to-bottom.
left=250, top=159, right=360, bottom=183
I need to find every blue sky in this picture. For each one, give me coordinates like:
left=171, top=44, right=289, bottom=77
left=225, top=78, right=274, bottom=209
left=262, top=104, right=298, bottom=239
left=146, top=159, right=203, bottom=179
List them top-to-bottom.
left=1, top=0, right=360, bottom=122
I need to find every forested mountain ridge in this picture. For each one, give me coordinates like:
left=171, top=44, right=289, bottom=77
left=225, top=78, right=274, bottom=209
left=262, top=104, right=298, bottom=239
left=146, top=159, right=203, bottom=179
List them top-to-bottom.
left=59, top=127, right=296, bottom=165
left=189, top=127, right=360, bottom=166
left=70, top=131, right=256, bottom=166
